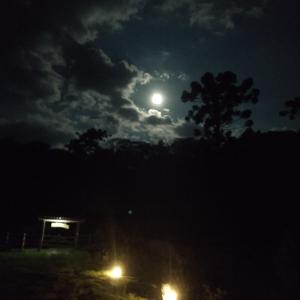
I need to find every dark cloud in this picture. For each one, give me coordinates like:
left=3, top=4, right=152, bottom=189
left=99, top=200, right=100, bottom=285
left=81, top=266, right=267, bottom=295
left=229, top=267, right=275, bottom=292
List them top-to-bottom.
left=0, top=0, right=165, bottom=144
left=0, top=0, right=145, bottom=44
left=1, top=0, right=268, bottom=145
left=158, top=0, right=266, bottom=33
left=62, top=41, right=141, bottom=97
left=118, top=105, right=141, bottom=122
left=144, top=115, right=173, bottom=126
left=0, top=119, right=74, bottom=146
left=174, top=121, right=199, bottom=138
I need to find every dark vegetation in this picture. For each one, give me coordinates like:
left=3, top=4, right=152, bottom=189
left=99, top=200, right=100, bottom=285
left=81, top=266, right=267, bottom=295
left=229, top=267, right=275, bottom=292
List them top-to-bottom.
left=182, top=71, right=259, bottom=146
left=0, top=72, right=299, bottom=300
left=280, top=97, right=300, bottom=120
left=0, top=129, right=299, bottom=300
left=0, top=249, right=150, bottom=300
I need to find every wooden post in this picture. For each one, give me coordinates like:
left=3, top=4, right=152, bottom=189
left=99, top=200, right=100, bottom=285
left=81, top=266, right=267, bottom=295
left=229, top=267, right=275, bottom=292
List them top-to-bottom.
left=39, top=220, right=46, bottom=250
left=74, top=222, right=80, bottom=248
left=5, top=232, right=10, bottom=245
left=21, top=233, right=26, bottom=250
left=88, top=233, right=92, bottom=247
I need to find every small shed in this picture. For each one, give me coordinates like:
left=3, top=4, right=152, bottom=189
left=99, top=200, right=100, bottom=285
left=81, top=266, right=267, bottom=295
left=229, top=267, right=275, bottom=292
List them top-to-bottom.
left=39, top=216, right=84, bottom=249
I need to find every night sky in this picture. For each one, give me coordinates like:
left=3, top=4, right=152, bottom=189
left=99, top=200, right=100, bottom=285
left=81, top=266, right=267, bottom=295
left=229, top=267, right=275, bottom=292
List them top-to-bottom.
left=0, top=0, right=299, bottom=145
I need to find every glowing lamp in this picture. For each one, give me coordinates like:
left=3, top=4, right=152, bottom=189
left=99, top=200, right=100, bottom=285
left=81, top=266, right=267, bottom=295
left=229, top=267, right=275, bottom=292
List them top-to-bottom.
left=106, top=265, right=123, bottom=279
left=162, top=284, right=178, bottom=300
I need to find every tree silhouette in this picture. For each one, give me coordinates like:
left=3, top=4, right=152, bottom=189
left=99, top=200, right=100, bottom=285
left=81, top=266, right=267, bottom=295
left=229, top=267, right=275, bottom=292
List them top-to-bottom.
left=181, top=71, right=259, bottom=146
left=279, top=97, right=300, bottom=120
left=66, top=128, right=108, bottom=156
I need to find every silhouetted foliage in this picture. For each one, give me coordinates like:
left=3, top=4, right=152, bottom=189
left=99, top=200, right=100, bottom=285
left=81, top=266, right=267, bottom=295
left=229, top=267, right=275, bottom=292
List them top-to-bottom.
left=182, top=71, right=259, bottom=146
left=279, top=97, right=300, bottom=120
left=65, top=128, right=108, bottom=156
left=199, top=284, right=226, bottom=300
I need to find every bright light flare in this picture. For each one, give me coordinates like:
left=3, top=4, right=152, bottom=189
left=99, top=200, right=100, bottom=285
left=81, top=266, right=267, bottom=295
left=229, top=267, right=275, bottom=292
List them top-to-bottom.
left=151, top=93, right=163, bottom=105
left=50, top=222, right=70, bottom=229
left=106, top=265, right=123, bottom=279
left=162, top=284, right=178, bottom=300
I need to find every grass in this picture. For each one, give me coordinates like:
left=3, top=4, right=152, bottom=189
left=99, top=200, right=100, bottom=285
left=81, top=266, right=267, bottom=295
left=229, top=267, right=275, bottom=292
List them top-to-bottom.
left=0, top=249, right=148, bottom=300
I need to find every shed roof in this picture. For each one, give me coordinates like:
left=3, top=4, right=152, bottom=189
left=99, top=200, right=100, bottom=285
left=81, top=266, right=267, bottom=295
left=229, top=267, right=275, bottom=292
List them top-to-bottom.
left=39, top=216, right=84, bottom=223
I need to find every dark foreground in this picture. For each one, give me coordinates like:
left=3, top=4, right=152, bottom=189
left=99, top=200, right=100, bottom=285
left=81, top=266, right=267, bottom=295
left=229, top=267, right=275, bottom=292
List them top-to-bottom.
left=0, top=249, right=149, bottom=300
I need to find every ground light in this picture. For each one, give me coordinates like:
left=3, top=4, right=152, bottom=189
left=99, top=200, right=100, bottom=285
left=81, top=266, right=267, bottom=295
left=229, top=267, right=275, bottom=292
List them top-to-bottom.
left=105, top=265, right=123, bottom=279
left=162, top=284, right=178, bottom=300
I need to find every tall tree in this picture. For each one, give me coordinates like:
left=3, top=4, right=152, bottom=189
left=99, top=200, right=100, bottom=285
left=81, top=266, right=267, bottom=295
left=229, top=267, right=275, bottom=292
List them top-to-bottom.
left=181, top=71, right=259, bottom=146
left=279, top=97, right=300, bottom=120
left=66, top=128, right=108, bottom=156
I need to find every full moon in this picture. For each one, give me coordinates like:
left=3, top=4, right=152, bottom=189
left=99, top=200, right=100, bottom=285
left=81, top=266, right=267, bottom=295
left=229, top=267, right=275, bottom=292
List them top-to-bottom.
left=151, top=93, right=163, bottom=105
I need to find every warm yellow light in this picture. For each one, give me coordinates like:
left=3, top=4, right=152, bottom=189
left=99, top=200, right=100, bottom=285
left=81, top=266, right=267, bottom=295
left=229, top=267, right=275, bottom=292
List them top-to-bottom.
left=151, top=93, right=163, bottom=105
left=106, top=265, right=123, bottom=279
left=162, top=284, right=178, bottom=300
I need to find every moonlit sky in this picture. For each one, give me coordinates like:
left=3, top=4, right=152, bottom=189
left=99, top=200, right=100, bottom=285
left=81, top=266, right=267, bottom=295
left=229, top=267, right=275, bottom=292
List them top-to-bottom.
left=0, top=0, right=299, bottom=145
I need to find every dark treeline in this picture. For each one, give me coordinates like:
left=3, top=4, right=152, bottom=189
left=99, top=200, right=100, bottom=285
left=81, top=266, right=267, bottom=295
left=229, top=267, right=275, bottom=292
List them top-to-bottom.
left=0, top=128, right=299, bottom=299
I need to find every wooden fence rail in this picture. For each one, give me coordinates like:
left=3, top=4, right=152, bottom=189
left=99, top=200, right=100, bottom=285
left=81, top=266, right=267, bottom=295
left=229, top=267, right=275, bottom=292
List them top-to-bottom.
left=0, top=232, right=95, bottom=249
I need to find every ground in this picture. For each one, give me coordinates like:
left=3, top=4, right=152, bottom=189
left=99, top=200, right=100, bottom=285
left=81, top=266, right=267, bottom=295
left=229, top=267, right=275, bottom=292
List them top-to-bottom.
left=0, top=249, right=148, bottom=300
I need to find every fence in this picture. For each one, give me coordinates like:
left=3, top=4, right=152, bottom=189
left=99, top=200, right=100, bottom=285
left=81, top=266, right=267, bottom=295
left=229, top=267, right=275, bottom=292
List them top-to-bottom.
left=0, top=232, right=95, bottom=250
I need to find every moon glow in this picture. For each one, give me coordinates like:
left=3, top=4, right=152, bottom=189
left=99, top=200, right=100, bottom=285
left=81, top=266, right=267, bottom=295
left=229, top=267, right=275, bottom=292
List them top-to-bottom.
left=151, top=93, right=163, bottom=105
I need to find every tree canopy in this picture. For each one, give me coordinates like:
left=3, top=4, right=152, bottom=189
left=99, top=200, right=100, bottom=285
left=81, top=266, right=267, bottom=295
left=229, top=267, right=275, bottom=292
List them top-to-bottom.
left=181, top=71, right=259, bottom=146
left=279, top=97, right=300, bottom=120
left=65, top=128, right=108, bottom=156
